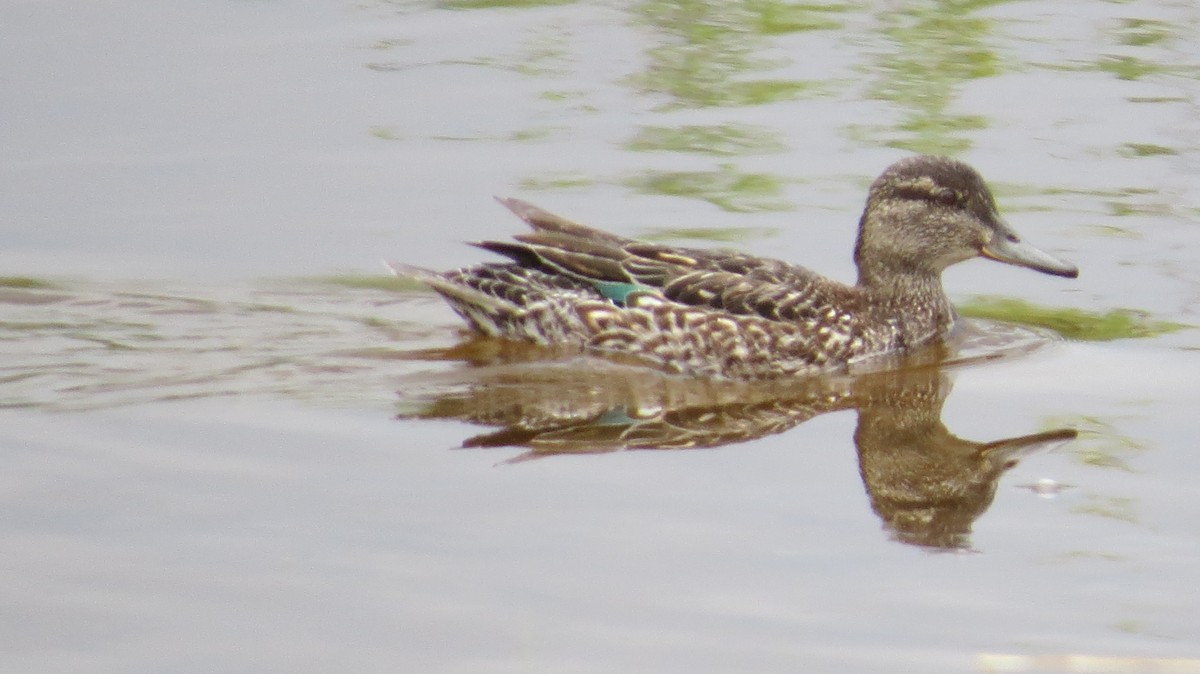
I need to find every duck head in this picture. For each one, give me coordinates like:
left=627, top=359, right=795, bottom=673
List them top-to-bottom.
left=854, top=155, right=1078, bottom=288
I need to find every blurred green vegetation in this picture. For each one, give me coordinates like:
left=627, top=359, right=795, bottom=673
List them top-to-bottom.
left=438, top=0, right=576, bottom=9
left=630, top=0, right=838, bottom=108
left=851, top=0, right=1009, bottom=154
left=626, top=124, right=786, bottom=156
left=623, top=165, right=792, bottom=212
left=0, top=277, right=57, bottom=290
left=958, top=297, right=1189, bottom=341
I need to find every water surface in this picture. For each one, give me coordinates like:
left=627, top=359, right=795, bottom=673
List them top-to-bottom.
left=2, top=0, right=1199, bottom=672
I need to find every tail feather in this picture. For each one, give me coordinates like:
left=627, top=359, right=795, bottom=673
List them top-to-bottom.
left=495, top=196, right=630, bottom=246
left=482, top=201, right=642, bottom=287
left=383, top=260, right=436, bottom=284
left=384, top=260, right=520, bottom=314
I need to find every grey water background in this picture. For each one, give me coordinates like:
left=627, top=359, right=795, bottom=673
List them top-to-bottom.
left=3, top=1, right=1200, bottom=672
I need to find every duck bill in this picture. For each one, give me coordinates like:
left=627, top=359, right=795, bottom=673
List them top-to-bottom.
left=981, top=223, right=1078, bottom=279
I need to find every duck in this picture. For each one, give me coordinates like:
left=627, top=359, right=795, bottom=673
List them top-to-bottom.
left=390, top=155, right=1078, bottom=379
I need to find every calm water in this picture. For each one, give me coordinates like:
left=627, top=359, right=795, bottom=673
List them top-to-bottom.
left=3, top=1, right=1200, bottom=672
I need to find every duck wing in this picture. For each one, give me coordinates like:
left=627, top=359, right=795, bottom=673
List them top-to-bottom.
left=486, top=197, right=853, bottom=323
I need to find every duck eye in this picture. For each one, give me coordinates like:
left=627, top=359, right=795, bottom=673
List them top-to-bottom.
left=934, top=189, right=959, bottom=207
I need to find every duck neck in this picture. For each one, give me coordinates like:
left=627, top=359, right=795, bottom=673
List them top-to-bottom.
left=855, top=260, right=956, bottom=347
left=855, top=260, right=940, bottom=295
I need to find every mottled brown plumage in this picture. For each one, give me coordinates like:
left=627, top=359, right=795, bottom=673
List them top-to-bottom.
left=390, top=155, right=1077, bottom=379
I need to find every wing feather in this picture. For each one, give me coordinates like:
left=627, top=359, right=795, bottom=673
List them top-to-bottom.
left=480, top=199, right=852, bottom=325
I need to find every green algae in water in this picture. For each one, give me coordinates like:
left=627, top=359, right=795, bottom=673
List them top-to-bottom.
left=438, top=0, right=576, bottom=9
left=630, top=0, right=819, bottom=108
left=750, top=1, right=847, bottom=34
left=851, top=2, right=1004, bottom=154
left=875, top=14, right=1002, bottom=82
left=1113, top=18, right=1173, bottom=48
left=369, top=38, right=413, bottom=50
left=1056, top=55, right=1199, bottom=81
left=1095, top=55, right=1163, bottom=81
left=724, top=79, right=814, bottom=105
left=538, top=90, right=589, bottom=104
left=626, top=124, right=787, bottom=156
left=510, top=125, right=565, bottom=142
left=370, top=126, right=403, bottom=141
left=1118, top=143, right=1177, bottom=158
left=623, top=165, right=792, bottom=212
left=519, top=173, right=595, bottom=191
left=1107, top=200, right=1172, bottom=217
left=1085, top=224, right=1141, bottom=239
left=0, top=277, right=58, bottom=290
left=957, top=297, right=1188, bottom=341
left=1045, top=415, right=1147, bottom=472
left=1072, top=495, right=1138, bottom=524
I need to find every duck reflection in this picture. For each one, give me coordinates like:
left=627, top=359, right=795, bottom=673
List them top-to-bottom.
left=397, top=331, right=1075, bottom=550
left=849, top=366, right=1074, bottom=549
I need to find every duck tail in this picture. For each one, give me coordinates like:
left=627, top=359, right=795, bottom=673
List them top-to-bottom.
left=385, top=260, right=521, bottom=337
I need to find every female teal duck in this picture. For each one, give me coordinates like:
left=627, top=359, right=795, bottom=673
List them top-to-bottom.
left=392, top=156, right=1078, bottom=379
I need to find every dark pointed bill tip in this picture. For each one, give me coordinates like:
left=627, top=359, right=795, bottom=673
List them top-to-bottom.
left=981, top=234, right=1078, bottom=279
